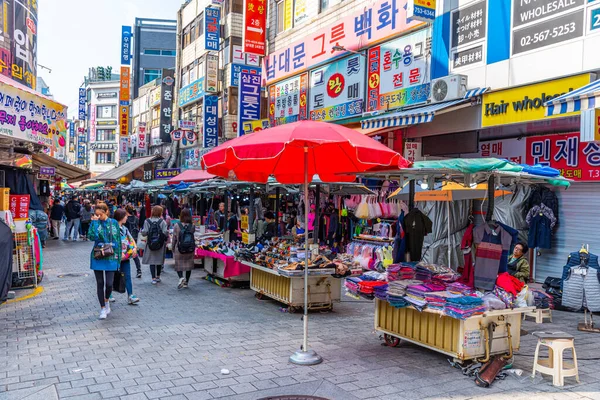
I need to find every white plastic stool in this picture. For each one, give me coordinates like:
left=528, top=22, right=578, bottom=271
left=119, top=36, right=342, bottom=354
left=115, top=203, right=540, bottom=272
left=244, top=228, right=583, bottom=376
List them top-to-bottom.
left=524, top=308, right=553, bottom=324
left=532, top=331, right=579, bottom=387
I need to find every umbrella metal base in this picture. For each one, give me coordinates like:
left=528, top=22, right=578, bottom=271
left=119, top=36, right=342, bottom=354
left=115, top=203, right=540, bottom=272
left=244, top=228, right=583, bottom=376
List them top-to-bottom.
left=289, top=349, right=323, bottom=366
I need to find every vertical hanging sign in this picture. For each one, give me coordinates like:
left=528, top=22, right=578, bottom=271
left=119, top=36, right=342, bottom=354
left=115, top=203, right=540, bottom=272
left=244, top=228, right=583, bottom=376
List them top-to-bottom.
left=243, top=0, right=267, bottom=56
left=205, top=7, right=221, bottom=51
left=121, top=26, right=132, bottom=65
left=119, top=66, right=131, bottom=136
left=159, top=69, right=175, bottom=143
left=238, top=71, right=261, bottom=136
left=78, top=88, right=86, bottom=120
left=203, top=95, right=219, bottom=148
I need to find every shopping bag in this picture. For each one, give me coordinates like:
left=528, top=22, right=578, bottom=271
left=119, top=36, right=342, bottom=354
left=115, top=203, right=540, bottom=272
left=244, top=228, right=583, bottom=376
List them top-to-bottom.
left=137, top=235, right=147, bottom=249
left=113, top=271, right=126, bottom=294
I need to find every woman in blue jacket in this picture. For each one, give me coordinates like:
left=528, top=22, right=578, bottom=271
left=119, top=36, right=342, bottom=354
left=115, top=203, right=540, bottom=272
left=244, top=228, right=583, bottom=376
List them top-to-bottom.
left=87, top=202, right=121, bottom=320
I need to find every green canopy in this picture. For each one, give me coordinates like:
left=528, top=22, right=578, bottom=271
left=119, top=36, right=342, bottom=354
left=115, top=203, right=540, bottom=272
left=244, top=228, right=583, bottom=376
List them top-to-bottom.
left=411, top=158, right=523, bottom=174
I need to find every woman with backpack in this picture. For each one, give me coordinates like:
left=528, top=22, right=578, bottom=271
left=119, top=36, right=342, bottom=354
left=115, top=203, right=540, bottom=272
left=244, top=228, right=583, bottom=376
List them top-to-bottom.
left=80, top=200, right=93, bottom=241
left=87, top=202, right=121, bottom=320
left=125, top=205, right=143, bottom=278
left=140, top=205, right=168, bottom=285
left=172, top=208, right=196, bottom=289
left=114, top=209, right=140, bottom=304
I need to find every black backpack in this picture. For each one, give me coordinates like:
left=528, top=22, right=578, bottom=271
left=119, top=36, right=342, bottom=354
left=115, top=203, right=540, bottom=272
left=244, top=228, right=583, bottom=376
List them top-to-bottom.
left=147, top=220, right=166, bottom=251
left=177, top=223, right=195, bottom=254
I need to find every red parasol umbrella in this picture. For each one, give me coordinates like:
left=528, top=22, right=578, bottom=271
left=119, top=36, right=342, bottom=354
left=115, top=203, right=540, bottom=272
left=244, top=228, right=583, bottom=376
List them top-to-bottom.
left=202, top=120, right=410, bottom=365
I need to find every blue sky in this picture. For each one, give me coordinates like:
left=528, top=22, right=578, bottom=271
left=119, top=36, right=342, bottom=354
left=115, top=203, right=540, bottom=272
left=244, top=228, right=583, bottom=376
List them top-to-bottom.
left=37, top=0, right=181, bottom=117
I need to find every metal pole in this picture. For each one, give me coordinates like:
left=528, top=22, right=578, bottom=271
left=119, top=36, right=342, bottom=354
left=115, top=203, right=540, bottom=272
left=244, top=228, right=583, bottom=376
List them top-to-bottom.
left=290, top=147, right=322, bottom=366
left=314, top=184, right=320, bottom=242
left=249, top=187, right=255, bottom=233
left=275, top=187, right=280, bottom=235
left=447, top=201, right=452, bottom=270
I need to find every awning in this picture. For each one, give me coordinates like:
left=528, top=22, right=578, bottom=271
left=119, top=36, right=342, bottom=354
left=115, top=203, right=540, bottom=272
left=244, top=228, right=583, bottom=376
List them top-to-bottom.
left=544, top=79, right=600, bottom=116
left=361, top=87, right=489, bottom=129
left=32, top=153, right=91, bottom=182
left=95, top=154, right=161, bottom=182
left=167, top=169, right=214, bottom=185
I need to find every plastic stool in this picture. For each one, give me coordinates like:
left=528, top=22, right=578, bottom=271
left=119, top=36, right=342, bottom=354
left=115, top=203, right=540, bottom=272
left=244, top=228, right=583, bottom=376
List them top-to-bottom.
left=524, top=308, right=553, bottom=324
left=532, top=331, right=579, bottom=387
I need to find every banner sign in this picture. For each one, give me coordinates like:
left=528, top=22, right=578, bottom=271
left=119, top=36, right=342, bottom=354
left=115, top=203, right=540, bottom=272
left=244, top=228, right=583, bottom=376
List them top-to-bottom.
left=243, top=0, right=267, bottom=56
left=264, top=0, right=420, bottom=85
left=294, top=0, right=308, bottom=25
left=407, top=0, right=436, bottom=22
left=205, top=7, right=221, bottom=51
left=121, top=26, right=132, bottom=65
left=366, top=28, right=431, bottom=112
left=232, top=44, right=260, bottom=66
left=205, top=53, right=219, bottom=93
left=309, top=54, right=364, bottom=122
left=230, top=64, right=261, bottom=87
left=119, top=66, right=131, bottom=136
left=159, top=69, right=175, bottom=143
left=238, top=72, right=261, bottom=136
left=268, top=73, right=308, bottom=126
left=179, top=77, right=205, bottom=107
left=78, top=88, right=86, bottom=120
left=203, top=95, right=219, bottom=148
left=241, top=119, right=269, bottom=135
left=178, top=120, right=196, bottom=130
left=68, top=122, right=75, bottom=151
left=138, top=122, right=147, bottom=152
left=526, top=132, right=600, bottom=181
left=119, top=137, right=128, bottom=161
left=462, top=138, right=527, bottom=164
left=77, top=140, right=86, bottom=165
left=183, top=148, right=201, bottom=169
left=39, top=166, right=55, bottom=176
left=155, top=168, right=181, bottom=180
left=9, top=194, right=30, bottom=219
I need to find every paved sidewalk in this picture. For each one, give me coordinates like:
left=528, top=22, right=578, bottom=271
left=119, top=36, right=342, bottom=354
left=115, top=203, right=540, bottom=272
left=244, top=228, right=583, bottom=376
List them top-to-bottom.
left=1, top=237, right=600, bottom=400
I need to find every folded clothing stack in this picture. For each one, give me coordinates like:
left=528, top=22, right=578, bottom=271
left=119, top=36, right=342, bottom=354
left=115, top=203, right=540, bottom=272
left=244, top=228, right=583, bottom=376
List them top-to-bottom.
left=415, top=265, right=433, bottom=282
left=434, top=272, right=460, bottom=283
left=345, top=277, right=361, bottom=296
left=387, top=279, right=423, bottom=297
left=358, top=281, right=388, bottom=299
left=447, top=282, right=473, bottom=295
left=374, top=283, right=389, bottom=301
left=424, top=291, right=455, bottom=311
left=444, top=296, right=486, bottom=319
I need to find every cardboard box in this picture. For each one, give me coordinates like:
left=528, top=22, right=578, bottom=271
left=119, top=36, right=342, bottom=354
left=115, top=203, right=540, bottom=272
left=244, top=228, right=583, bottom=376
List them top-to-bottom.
left=0, top=188, right=9, bottom=211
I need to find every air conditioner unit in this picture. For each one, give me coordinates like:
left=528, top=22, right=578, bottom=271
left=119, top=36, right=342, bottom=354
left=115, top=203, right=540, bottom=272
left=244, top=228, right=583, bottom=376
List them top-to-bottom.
left=430, top=75, right=468, bottom=104
left=362, top=111, right=380, bottom=118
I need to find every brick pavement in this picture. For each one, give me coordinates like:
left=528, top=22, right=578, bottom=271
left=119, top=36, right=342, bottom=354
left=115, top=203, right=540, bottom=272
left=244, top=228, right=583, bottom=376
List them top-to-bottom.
left=1, top=233, right=600, bottom=400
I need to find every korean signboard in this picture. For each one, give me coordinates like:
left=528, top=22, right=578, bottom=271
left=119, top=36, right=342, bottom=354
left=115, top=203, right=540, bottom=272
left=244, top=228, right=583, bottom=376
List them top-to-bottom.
left=0, top=0, right=38, bottom=89
left=243, top=0, right=268, bottom=56
left=265, top=0, right=420, bottom=85
left=294, top=0, right=308, bottom=26
left=407, top=0, right=436, bottom=22
left=451, top=1, right=486, bottom=49
left=205, top=7, right=220, bottom=51
left=121, top=26, right=132, bottom=65
left=366, top=28, right=431, bottom=112
left=232, top=44, right=261, bottom=67
left=205, top=53, right=219, bottom=93
left=309, top=55, right=364, bottom=122
left=230, top=64, right=261, bottom=87
left=119, top=66, right=131, bottom=136
left=119, top=66, right=130, bottom=102
left=159, top=69, right=175, bottom=143
left=238, top=72, right=261, bottom=136
left=269, top=73, right=308, bottom=126
left=481, top=74, right=591, bottom=128
left=0, top=77, right=69, bottom=156
left=179, top=77, right=205, bottom=107
left=78, top=88, right=86, bottom=120
left=203, top=95, right=219, bottom=148
left=241, top=119, right=269, bottom=135
left=178, top=120, right=196, bottom=130
left=68, top=122, right=75, bottom=152
left=137, top=122, right=147, bottom=153
left=526, top=132, right=600, bottom=181
left=119, top=137, right=128, bottom=162
left=463, top=138, right=527, bottom=164
left=77, top=141, right=86, bottom=165
left=403, top=142, right=423, bottom=163
left=183, top=148, right=201, bottom=169
left=39, top=166, right=55, bottom=176
left=155, top=168, right=181, bottom=180
left=9, top=194, right=30, bottom=219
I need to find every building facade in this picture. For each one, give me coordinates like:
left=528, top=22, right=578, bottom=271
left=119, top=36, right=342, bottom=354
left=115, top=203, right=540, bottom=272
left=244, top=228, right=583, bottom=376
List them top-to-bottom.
left=132, top=18, right=177, bottom=99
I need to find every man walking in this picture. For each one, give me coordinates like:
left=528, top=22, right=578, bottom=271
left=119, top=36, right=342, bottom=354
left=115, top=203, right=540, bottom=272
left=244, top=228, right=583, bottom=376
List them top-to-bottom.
left=65, top=196, right=82, bottom=241
left=50, top=198, right=64, bottom=240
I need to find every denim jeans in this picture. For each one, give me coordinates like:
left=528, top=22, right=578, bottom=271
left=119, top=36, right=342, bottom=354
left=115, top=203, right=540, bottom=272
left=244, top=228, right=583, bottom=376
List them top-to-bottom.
left=65, top=218, right=80, bottom=240
left=120, top=260, right=133, bottom=296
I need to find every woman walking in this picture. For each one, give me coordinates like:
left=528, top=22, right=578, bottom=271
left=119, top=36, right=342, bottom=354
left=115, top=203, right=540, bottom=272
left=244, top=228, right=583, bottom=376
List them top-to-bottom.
left=80, top=200, right=93, bottom=241
left=87, top=202, right=121, bottom=320
left=125, top=205, right=143, bottom=278
left=141, top=205, right=168, bottom=285
left=172, top=208, right=196, bottom=289
left=115, top=209, right=140, bottom=304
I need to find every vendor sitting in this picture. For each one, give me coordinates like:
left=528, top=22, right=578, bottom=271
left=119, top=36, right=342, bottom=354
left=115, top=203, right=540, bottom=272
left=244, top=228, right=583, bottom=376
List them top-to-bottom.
left=508, top=242, right=530, bottom=283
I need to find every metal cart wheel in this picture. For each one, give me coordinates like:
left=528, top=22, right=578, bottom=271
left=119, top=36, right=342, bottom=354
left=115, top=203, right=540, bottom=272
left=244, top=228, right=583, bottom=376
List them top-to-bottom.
left=384, top=334, right=401, bottom=347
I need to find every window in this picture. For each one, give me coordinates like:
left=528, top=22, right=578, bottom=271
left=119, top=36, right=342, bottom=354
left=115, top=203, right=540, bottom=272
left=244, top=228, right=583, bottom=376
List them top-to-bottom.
left=232, top=0, right=243, bottom=14
left=277, top=0, right=294, bottom=33
left=320, top=0, right=344, bottom=13
left=277, top=1, right=286, bottom=33
left=197, top=14, right=204, bottom=37
left=190, top=22, right=197, bottom=42
left=183, top=26, right=191, bottom=47
left=144, top=49, right=177, bottom=56
left=143, top=69, right=162, bottom=84
left=96, top=105, right=116, bottom=118
left=96, top=129, right=116, bottom=141
left=95, top=152, right=115, bottom=164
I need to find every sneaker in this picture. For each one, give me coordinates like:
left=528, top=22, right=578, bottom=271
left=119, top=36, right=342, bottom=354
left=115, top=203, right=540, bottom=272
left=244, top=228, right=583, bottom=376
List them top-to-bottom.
left=136, top=271, right=142, bottom=278
left=156, top=277, right=161, bottom=283
left=177, top=277, right=185, bottom=289
left=151, top=279, right=157, bottom=285
left=183, top=280, right=189, bottom=289
left=109, top=295, right=116, bottom=303
left=128, top=295, right=140, bottom=304
left=105, top=302, right=111, bottom=315
left=99, top=308, right=108, bottom=320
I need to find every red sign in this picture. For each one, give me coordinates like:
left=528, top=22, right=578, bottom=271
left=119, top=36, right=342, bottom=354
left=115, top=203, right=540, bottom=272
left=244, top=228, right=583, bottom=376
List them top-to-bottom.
left=243, top=0, right=267, bottom=56
left=326, top=73, right=345, bottom=98
left=526, top=132, right=600, bottom=181
left=9, top=195, right=30, bottom=219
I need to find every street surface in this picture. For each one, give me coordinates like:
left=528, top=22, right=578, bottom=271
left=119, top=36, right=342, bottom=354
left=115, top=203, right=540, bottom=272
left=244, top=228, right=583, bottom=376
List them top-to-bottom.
left=2, top=232, right=600, bottom=400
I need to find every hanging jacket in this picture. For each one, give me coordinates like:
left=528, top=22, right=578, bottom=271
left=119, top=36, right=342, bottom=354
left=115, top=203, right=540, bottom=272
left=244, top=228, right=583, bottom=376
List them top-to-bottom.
left=528, top=186, right=559, bottom=225
left=392, top=211, right=407, bottom=263
left=459, top=223, right=475, bottom=288
left=561, top=251, right=600, bottom=290
left=562, top=265, right=600, bottom=312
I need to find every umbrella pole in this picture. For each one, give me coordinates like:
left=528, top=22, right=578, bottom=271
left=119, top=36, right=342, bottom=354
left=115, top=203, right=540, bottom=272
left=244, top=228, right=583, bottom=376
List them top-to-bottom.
left=290, top=147, right=323, bottom=366
left=447, top=201, right=451, bottom=270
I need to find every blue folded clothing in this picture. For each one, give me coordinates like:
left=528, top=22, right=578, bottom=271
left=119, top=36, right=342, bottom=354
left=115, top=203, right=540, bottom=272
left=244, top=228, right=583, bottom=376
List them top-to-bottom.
left=446, top=296, right=484, bottom=306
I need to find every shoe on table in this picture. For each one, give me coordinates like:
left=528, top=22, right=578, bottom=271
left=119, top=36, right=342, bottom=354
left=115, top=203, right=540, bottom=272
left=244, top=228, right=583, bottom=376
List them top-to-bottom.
left=177, top=277, right=185, bottom=289
left=128, top=295, right=140, bottom=304
left=99, top=308, right=108, bottom=320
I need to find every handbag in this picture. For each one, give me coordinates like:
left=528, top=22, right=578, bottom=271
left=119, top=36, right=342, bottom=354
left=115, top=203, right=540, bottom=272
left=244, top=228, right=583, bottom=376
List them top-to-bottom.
left=93, top=243, right=114, bottom=259
left=113, top=271, right=126, bottom=294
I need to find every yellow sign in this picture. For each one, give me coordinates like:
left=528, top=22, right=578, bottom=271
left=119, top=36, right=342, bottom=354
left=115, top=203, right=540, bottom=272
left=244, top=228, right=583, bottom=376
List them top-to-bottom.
left=284, top=0, right=293, bottom=30
left=119, top=66, right=131, bottom=137
left=481, top=74, right=592, bottom=128
left=595, top=109, right=600, bottom=142
left=241, top=215, right=249, bottom=230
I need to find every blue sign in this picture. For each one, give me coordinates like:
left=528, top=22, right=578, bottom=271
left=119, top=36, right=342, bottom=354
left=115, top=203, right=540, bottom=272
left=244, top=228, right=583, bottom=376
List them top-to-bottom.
left=205, top=7, right=220, bottom=51
left=592, top=8, right=600, bottom=31
left=121, top=26, right=132, bottom=65
left=230, top=64, right=261, bottom=87
left=237, top=72, right=261, bottom=137
left=179, top=77, right=205, bottom=107
left=78, top=88, right=86, bottom=120
left=203, top=95, right=219, bottom=148
left=69, top=121, right=75, bottom=141
left=77, top=141, right=86, bottom=165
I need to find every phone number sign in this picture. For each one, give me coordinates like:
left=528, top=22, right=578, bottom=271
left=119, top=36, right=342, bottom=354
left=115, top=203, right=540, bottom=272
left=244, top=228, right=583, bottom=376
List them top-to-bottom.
left=526, top=132, right=600, bottom=180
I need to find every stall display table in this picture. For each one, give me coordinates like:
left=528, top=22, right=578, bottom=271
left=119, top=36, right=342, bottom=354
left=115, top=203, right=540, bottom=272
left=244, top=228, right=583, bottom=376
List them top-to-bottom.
left=195, top=249, right=250, bottom=287
left=243, top=261, right=341, bottom=312
left=375, top=299, right=533, bottom=362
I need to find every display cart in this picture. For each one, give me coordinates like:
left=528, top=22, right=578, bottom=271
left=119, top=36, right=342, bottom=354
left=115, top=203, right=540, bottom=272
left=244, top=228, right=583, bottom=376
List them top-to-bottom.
left=195, top=249, right=250, bottom=287
left=244, top=261, right=341, bottom=312
left=375, top=300, right=534, bottom=362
